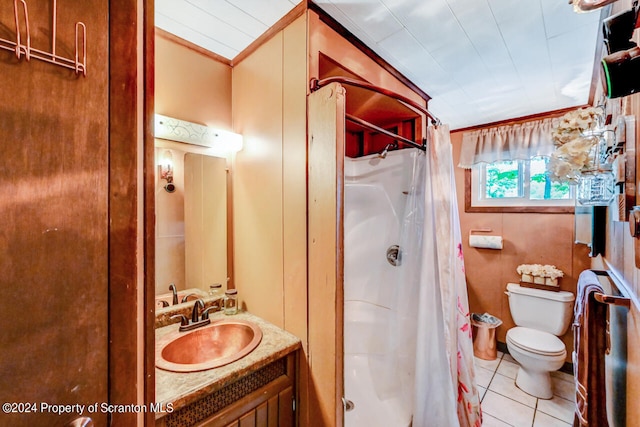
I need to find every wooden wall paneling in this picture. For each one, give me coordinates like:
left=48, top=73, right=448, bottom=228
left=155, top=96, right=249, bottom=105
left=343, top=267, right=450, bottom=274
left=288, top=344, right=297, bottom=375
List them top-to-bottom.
left=111, top=0, right=148, bottom=425
left=144, top=0, right=156, bottom=424
left=282, top=12, right=308, bottom=355
left=281, top=16, right=310, bottom=427
left=232, top=33, right=285, bottom=327
left=154, top=35, right=233, bottom=128
left=308, top=82, right=346, bottom=427
left=627, top=307, right=640, bottom=422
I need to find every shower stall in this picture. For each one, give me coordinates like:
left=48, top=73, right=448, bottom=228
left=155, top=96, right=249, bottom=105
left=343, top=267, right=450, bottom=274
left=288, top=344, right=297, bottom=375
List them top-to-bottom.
left=308, top=76, right=480, bottom=427
left=343, top=149, right=415, bottom=427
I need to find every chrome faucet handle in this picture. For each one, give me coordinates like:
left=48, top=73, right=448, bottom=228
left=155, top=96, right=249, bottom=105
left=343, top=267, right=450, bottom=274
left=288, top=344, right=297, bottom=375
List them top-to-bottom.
left=169, top=283, right=178, bottom=305
left=191, top=299, right=205, bottom=323
left=201, top=304, right=219, bottom=320
left=170, top=314, right=188, bottom=327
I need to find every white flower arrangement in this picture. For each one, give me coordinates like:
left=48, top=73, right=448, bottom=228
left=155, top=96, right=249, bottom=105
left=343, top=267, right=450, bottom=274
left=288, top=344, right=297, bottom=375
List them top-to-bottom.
left=547, top=107, right=603, bottom=183
left=551, top=107, right=600, bottom=144
left=516, top=264, right=564, bottom=280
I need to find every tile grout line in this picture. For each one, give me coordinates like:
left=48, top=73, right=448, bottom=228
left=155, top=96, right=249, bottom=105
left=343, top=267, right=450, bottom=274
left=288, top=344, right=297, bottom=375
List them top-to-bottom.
left=477, top=353, right=574, bottom=427
left=531, top=397, right=539, bottom=427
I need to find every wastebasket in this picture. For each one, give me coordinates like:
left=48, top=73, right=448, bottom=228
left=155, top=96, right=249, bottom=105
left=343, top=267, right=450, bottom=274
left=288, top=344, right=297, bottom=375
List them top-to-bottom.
left=471, top=313, right=502, bottom=361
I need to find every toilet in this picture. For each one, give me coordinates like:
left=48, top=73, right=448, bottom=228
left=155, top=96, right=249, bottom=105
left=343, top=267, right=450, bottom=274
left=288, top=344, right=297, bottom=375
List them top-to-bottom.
left=505, top=283, right=575, bottom=399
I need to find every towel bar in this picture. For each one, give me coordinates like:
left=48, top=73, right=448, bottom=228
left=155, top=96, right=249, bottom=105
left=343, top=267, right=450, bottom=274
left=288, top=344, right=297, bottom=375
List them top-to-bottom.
left=590, top=269, right=632, bottom=308
left=593, top=292, right=631, bottom=308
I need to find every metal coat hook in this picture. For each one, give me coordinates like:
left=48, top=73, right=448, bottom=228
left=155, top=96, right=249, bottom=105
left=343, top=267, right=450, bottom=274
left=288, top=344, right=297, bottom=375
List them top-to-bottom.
left=0, top=0, right=87, bottom=76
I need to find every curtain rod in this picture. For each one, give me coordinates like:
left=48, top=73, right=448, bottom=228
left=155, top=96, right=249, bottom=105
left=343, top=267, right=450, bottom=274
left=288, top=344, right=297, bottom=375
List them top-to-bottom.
left=310, top=76, right=441, bottom=126
left=345, top=114, right=426, bottom=152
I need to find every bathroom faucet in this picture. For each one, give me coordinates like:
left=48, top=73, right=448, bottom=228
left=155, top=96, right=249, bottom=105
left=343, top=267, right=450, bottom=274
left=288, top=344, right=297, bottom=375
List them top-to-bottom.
left=169, top=283, right=178, bottom=305
left=182, top=292, right=197, bottom=303
left=170, top=299, right=218, bottom=332
left=170, top=299, right=212, bottom=332
left=191, top=299, right=205, bottom=323
left=201, top=303, right=220, bottom=320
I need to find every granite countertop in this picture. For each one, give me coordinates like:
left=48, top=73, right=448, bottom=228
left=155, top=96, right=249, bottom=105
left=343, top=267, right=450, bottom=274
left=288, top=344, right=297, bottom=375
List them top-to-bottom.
left=155, top=310, right=301, bottom=415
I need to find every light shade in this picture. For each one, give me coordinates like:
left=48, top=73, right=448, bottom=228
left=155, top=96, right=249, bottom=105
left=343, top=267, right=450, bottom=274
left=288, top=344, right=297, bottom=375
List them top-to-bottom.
left=154, top=114, right=243, bottom=153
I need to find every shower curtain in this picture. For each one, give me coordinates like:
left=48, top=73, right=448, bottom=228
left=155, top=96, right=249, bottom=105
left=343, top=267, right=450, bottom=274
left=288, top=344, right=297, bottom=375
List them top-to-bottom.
left=379, top=125, right=481, bottom=427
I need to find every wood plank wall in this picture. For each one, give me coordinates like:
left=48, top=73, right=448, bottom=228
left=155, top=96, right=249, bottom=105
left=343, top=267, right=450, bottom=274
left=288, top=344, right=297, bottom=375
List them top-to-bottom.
left=231, top=13, right=309, bottom=426
left=308, top=83, right=346, bottom=427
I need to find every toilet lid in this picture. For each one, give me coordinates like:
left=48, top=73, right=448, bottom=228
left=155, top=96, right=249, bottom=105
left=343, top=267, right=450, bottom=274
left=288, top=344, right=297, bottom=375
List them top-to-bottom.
left=507, top=327, right=565, bottom=356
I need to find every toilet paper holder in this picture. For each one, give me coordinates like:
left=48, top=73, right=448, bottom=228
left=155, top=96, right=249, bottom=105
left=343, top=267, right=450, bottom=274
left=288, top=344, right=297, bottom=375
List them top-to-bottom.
left=468, top=228, right=503, bottom=250
left=469, top=228, right=493, bottom=236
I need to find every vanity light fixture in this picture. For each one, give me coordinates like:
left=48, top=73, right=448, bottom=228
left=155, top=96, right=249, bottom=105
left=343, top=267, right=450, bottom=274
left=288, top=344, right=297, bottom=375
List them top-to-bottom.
left=154, top=114, right=243, bottom=155
left=159, top=149, right=176, bottom=193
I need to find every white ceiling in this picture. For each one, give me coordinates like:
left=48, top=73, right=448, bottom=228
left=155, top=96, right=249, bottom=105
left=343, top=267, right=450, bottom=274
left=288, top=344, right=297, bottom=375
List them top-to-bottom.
left=155, top=0, right=604, bottom=130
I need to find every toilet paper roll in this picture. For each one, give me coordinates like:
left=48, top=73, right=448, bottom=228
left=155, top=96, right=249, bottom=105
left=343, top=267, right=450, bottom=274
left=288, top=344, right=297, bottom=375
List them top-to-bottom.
left=469, top=235, right=503, bottom=250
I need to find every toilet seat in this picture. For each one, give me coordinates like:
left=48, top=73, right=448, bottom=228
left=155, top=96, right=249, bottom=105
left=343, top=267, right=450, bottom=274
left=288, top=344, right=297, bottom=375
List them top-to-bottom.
left=506, top=327, right=565, bottom=357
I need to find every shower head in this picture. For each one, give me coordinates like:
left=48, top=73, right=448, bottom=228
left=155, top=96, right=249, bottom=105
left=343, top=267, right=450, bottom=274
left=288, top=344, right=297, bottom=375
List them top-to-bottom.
left=377, top=142, right=398, bottom=159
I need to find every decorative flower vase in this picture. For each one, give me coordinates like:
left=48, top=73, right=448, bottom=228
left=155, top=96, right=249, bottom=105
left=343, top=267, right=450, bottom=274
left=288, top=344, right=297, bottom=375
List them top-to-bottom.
left=521, top=274, right=533, bottom=283
left=533, top=276, right=546, bottom=285
left=545, top=278, right=558, bottom=287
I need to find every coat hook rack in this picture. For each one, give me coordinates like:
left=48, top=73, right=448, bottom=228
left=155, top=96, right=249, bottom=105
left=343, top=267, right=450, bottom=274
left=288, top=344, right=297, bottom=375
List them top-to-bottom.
left=0, top=0, right=87, bottom=76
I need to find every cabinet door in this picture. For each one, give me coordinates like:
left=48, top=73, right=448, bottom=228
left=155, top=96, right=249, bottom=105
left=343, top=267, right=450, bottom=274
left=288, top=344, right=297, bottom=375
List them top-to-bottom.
left=0, top=2, right=110, bottom=426
left=197, top=379, right=294, bottom=427
left=238, top=385, right=293, bottom=427
left=277, top=386, right=293, bottom=426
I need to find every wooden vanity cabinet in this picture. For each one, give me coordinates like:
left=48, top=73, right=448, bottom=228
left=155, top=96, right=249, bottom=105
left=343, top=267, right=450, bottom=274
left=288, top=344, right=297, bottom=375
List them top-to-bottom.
left=155, top=352, right=297, bottom=427
left=200, top=370, right=295, bottom=427
left=214, top=382, right=294, bottom=427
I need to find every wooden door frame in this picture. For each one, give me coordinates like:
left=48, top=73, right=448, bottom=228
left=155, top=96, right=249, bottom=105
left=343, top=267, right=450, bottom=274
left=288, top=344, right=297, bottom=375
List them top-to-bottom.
left=108, top=0, right=156, bottom=426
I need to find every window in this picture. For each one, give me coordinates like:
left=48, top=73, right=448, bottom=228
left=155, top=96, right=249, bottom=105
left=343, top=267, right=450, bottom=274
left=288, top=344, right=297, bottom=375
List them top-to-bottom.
left=469, top=156, right=574, bottom=210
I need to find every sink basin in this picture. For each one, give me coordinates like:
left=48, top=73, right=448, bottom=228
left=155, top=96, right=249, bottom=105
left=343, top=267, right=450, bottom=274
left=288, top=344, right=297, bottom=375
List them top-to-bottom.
left=156, top=319, right=263, bottom=372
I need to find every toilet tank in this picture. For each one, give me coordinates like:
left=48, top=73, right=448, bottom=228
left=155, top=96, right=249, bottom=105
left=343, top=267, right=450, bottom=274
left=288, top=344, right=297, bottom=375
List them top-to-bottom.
left=506, top=283, right=575, bottom=336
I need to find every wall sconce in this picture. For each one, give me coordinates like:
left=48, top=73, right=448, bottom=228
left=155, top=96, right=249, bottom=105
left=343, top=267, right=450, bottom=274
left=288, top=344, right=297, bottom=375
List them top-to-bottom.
left=154, top=114, right=243, bottom=155
left=159, top=149, right=176, bottom=193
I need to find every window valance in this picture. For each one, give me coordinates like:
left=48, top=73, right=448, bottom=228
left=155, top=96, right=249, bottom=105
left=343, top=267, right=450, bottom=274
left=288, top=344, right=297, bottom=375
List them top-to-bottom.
left=458, top=118, right=558, bottom=168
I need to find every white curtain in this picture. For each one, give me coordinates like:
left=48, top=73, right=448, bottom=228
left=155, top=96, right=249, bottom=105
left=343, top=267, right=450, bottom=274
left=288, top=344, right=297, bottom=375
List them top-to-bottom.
left=458, top=118, right=557, bottom=168
left=379, top=126, right=482, bottom=427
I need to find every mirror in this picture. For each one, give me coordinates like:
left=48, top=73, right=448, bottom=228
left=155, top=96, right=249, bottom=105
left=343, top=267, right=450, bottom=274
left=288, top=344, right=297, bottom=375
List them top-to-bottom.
left=155, top=143, right=228, bottom=313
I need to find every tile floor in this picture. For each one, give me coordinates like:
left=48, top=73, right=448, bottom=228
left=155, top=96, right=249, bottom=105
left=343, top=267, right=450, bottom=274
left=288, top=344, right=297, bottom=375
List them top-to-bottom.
left=475, top=351, right=575, bottom=427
